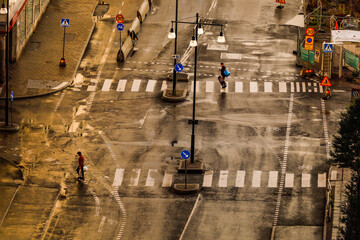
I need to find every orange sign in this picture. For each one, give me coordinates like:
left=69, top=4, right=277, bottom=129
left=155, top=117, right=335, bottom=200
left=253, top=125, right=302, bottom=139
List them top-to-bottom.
left=276, top=0, right=286, bottom=3
left=116, top=14, right=124, bottom=23
left=306, top=28, right=315, bottom=36
left=321, top=76, right=332, bottom=86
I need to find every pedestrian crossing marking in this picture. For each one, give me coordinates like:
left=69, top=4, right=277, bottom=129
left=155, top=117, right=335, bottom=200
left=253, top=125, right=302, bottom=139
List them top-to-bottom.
left=102, top=79, right=113, bottom=91
left=116, top=79, right=127, bottom=92
left=131, top=79, right=141, bottom=92
left=145, top=80, right=156, bottom=92
left=161, top=80, right=167, bottom=91
left=191, top=81, right=200, bottom=92
left=206, top=81, right=214, bottom=93
left=235, top=82, right=243, bottom=93
left=250, top=82, right=258, bottom=92
left=264, top=82, right=272, bottom=92
left=279, top=82, right=287, bottom=92
left=290, top=82, right=295, bottom=92
left=296, top=82, right=300, bottom=92
left=302, top=82, right=306, bottom=92
left=308, top=82, right=312, bottom=93
left=87, top=85, right=96, bottom=91
left=220, top=85, right=228, bottom=93
left=319, top=85, right=323, bottom=93
left=112, top=168, right=124, bottom=187
left=129, top=169, right=141, bottom=186
left=145, top=169, right=157, bottom=186
left=203, top=170, right=213, bottom=187
left=218, top=170, right=229, bottom=187
left=235, top=170, right=246, bottom=187
left=330, top=170, right=337, bottom=180
left=252, top=171, right=262, bottom=187
left=268, top=171, right=278, bottom=187
left=161, top=172, right=173, bottom=187
left=285, top=173, right=294, bottom=188
left=301, top=173, right=311, bottom=187
left=317, top=173, right=326, bottom=187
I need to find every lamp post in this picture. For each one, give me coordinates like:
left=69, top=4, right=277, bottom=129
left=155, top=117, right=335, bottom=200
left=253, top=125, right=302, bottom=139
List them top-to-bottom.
left=172, top=0, right=178, bottom=96
left=170, top=13, right=225, bottom=164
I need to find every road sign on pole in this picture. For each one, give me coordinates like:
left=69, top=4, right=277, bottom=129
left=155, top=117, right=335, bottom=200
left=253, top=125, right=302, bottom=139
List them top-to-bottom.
left=116, top=14, right=125, bottom=23
left=60, top=19, right=70, bottom=27
left=116, top=23, right=125, bottom=31
left=306, top=28, right=315, bottom=36
left=305, top=36, right=314, bottom=51
left=324, top=43, right=333, bottom=53
left=175, top=63, right=184, bottom=72
left=321, top=76, right=332, bottom=86
left=10, top=91, right=13, bottom=101
left=181, top=150, right=190, bottom=160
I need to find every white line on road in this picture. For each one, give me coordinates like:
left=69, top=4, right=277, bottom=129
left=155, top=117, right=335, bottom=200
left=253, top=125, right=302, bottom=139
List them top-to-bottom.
left=102, top=79, right=113, bottom=91
left=131, top=79, right=141, bottom=92
left=116, top=80, right=127, bottom=92
left=145, top=80, right=156, bottom=92
left=161, top=81, right=167, bottom=91
left=191, top=81, right=200, bottom=93
left=206, top=81, right=214, bottom=93
left=235, top=82, right=243, bottom=93
left=250, top=82, right=258, bottom=92
left=264, top=82, right=272, bottom=92
left=279, top=82, right=287, bottom=92
left=290, top=82, right=294, bottom=92
left=296, top=82, right=300, bottom=92
left=302, top=82, right=306, bottom=92
left=308, top=82, right=312, bottom=92
left=313, top=82, right=318, bottom=93
left=319, top=85, right=323, bottom=93
left=54, top=92, right=65, bottom=112
left=321, top=99, right=331, bottom=160
left=112, top=168, right=124, bottom=187
left=129, top=169, right=141, bottom=186
left=145, top=169, right=157, bottom=186
left=202, top=170, right=213, bottom=187
left=218, top=170, right=228, bottom=187
left=235, top=170, right=245, bottom=187
left=252, top=171, right=261, bottom=187
left=268, top=171, right=278, bottom=188
left=162, top=172, right=173, bottom=187
left=284, top=173, right=294, bottom=188
left=301, top=173, right=311, bottom=187
left=318, top=173, right=326, bottom=187
left=98, top=216, right=106, bottom=232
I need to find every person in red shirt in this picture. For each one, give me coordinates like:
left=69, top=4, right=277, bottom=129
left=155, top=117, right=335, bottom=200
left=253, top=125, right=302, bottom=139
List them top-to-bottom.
left=76, top=152, right=85, bottom=180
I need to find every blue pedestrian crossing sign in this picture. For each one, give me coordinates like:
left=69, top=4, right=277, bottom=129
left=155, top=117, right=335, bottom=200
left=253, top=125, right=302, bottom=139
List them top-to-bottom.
left=60, top=19, right=70, bottom=27
left=116, top=23, right=125, bottom=31
left=324, top=43, right=333, bottom=53
left=175, top=63, right=184, bottom=72
left=181, top=150, right=190, bottom=160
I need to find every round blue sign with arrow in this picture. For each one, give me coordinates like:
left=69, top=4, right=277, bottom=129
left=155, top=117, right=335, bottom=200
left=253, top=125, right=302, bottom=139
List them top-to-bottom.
left=117, top=23, right=125, bottom=31
left=175, top=63, right=184, bottom=72
left=181, top=150, right=190, bottom=160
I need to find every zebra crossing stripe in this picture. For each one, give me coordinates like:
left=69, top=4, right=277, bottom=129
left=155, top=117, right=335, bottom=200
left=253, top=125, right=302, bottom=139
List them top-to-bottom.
left=102, top=79, right=113, bottom=91
left=116, top=79, right=127, bottom=92
left=131, top=79, right=141, bottom=92
left=145, top=80, right=156, bottom=92
left=161, top=81, right=167, bottom=91
left=191, top=81, right=200, bottom=92
left=206, top=81, right=214, bottom=93
left=235, top=82, right=243, bottom=93
left=250, top=82, right=258, bottom=92
left=264, top=82, right=272, bottom=92
left=279, top=82, right=287, bottom=92
left=290, top=82, right=295, bottom=92
left=296, top=82, right=300, bottom=92
left=302, top=82, right=306, bottom=92
left=308, top=82, right=312, bottom=93
left=313, top=83, right=318, bottom=93
left=87, top=85, right=96, bottom=91
left=319, top=85, right=323, bottom=93
left=112, top=168, right=124, bottom=187
left=129, top=169, right=141, bottom=186
left=145, top=169, right=157, bottom=186
left=203, top=170, right=213, bottom=187
left=218, top=170, right=228, bottom=187
left=235, top=170, right=245, bottom=187
left=330, top=170, right=337, bottom=180
left=252, top=171, right=261, bottom=187
left=268, top=171, right=278, bottom=188
left=161, top=172, right=173, bottom=187
left=285, top=173, right=294, bottom=188
left=301, top=173, right=311, bottom=187
left=318, top=173, right=326, bottom=187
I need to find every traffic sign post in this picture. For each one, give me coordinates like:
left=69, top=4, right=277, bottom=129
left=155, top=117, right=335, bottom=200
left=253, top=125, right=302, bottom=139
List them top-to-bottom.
left=116, top=14, right=124, bottom=23
left=60, top=19, right=70, bottom=67
left=117, top=23, right=125, bottom=53
left=306, top=28, right=315, bottom=36
left=324, top=43, right=333, bottom=53
left=175, top=63, right=183, bottom=72
left=10, top=91, right=13, bottom=125
left=181, top=150, right=191, bottom=189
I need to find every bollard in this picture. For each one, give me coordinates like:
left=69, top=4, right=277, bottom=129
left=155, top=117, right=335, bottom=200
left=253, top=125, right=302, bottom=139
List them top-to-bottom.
left=137, top=0, right=150, bottom=23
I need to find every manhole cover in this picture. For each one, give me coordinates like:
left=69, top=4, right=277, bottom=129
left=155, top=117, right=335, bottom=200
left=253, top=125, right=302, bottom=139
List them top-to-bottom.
left=27, top=42, right=41, bottom=51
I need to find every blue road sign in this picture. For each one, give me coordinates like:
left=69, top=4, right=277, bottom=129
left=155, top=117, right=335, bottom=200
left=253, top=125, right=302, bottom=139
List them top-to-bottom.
left=60, top=19, right=70, bottom=27
left=117, top=23, right=125, bottom=31
left=324, top=43, right=333, bottom=53
left=175, top=63, right=184, bottom=72
left=10, top=91, right=13, bottom=101
left=181, top=150, right=190, bottom=160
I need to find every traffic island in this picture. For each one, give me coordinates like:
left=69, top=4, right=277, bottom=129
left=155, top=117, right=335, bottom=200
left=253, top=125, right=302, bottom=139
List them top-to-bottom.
left=167, top=72, right=189, bottom=82
left=162, top=89, right=187, bottom=102
left=0, top=122, right=19, bottom=132
left=178, top=159, right=204, bottom=173
left=172, top=183, right=200, bottom=194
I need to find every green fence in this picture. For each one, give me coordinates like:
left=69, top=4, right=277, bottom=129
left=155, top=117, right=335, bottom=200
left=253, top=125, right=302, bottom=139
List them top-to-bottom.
left=300, top=47, right=315, bottom=65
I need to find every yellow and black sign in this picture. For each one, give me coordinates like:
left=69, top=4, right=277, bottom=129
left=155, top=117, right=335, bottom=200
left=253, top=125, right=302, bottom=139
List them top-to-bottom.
left=304, top=36, right=314, bottom=51
left=314, top=47, right=320, bottom=63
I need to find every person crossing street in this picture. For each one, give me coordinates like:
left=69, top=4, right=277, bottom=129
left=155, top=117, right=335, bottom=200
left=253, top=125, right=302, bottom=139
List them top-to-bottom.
left=76, top=152, right=85, bottom=180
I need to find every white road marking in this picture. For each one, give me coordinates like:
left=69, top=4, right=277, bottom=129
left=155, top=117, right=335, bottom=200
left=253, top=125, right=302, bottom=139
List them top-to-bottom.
left=102, top=79, right=113, bottom=91
left=131, top=79, right=141, bottom=92
left=116, top=80, right=127, bottom=92
left=145, top=80, right=156, bottom=92
left=52, top=81, right=68, bottom=90
left=161, top=81, right=167, bottom=91
left=191, top=81, right=200, bottom=92
left=205, top=81, right=214, bottom=93
left=235, top=82, right=243, bottom=93
left=250, top=82, right=258, bottom=92
left=264, top=82, right=272, bottom=92
left=279, top=82, right=287, bottom=92
left=290, top=82, right=294, bottom=92
left=296, top=82, right=300, bottom=92
left=302, top=82, right=306, bottom=92
left=308, top=82, right=312, bottom=92
left=313, top=82, right=318, bottom=93
left=87, top=85, right=96, bottom=91
left=319, top=85, right=323, bottom=93
left=220, top=86, right=228, bottom=93
left=54, top=92, right=65, bottom=112
left=321, top=99, right=331, bottom=160
left=75, top=105, right=87, bottom=116
left=68, top=121, right=80, bottom=132
left=112, top=168, right=124, bottom=187
left=129, top=169, right=141, bottom=186
left=145, top=169, right=157, bottom=186
left=202, top=170, right=213, bottom=187
left=218, top=170, right=228, bottom=187
left=235, top=170, right=245, bottom=187
left=330, top=170, right=337, bottom=180
left=252, top=171, right=261, bottom=187
left=268, top=171, right=278, bottom=188
left=161, top=172, right=173, bottom=187
left=284, top=173, right=294, bottom=188
left=301, top=173, right=311, bottom=187
left=318, top=173, right=326, bottom=187
left=98, top=216, right=106, bottom=232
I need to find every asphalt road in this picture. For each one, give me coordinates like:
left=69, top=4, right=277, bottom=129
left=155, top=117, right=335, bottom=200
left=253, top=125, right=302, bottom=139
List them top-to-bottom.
left=0, top=0, right=353, bottom=239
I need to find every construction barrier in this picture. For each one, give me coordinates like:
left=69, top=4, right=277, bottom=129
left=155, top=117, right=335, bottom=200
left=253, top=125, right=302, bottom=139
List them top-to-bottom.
left=137, top=0, right=150, bottom=23
left=128, top=17, right=141, bottom=40
left=117, top=36, right=134, bottom=62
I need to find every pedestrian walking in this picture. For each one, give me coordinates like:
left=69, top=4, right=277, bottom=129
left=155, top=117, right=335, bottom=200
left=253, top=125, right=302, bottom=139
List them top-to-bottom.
left=218, top=62, right=228, bottom=88
left=76, top=151, right=85, bottom=180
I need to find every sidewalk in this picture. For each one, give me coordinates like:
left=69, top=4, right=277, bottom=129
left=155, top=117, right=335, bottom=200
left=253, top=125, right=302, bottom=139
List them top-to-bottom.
left=0, top=0, right=99, bottom=99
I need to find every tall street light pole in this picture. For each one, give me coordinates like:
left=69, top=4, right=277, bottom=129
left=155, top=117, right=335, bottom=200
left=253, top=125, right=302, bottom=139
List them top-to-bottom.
left=4, top=0, right=8, bottom=126
left=172, top=0, right=178, bottom=96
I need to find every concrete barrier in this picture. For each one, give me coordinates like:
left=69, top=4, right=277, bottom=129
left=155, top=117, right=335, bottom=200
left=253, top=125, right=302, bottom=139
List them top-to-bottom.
left=137, top=0, right=150, bottom=23
left=128, top=16, right=141, bottom=40
left=117, top=36, right=134, bottom=62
